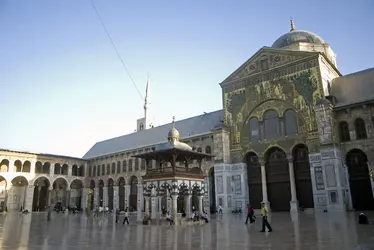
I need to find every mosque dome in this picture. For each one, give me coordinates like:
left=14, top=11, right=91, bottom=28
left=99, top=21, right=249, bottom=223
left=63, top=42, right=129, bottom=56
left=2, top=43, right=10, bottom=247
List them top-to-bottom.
left=271, top=20, right=325, bottom=48
left=168, top=127, right=180, bottom=140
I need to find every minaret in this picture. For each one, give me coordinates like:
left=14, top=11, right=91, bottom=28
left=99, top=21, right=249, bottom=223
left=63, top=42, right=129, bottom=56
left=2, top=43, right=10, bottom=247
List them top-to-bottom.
left=136, top=74, right=153, bottom=131
left=144, top=74, right=150, bottom=118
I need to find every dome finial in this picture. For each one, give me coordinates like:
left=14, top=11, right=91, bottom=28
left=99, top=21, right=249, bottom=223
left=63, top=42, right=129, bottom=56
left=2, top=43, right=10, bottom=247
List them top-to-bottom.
left=290, top=18, right=295, bottom=31
left=172, top=116, right=175, bottom=127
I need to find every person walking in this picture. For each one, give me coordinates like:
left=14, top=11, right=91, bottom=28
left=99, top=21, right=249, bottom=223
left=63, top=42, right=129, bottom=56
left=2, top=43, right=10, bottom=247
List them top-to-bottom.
left=260, top=202, right=272, bottom=232
left=245, top=204, right=255, bottom=224
left=47, top=206, right=51, bottom=222
left=122, top=207, right=129, bottom=225
left=115, top=209, right=120, bottom=223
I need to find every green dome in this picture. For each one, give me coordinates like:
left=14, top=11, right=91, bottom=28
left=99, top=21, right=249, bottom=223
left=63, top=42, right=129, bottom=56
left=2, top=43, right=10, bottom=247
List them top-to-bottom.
left=272, top=29, right=325, bottom=48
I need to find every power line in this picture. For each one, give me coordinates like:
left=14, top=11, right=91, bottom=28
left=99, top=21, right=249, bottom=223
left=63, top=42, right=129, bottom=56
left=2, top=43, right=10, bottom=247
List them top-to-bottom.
left=88, top=0, right=143, bottom=100
left=88, top=0, right=170, bottom=136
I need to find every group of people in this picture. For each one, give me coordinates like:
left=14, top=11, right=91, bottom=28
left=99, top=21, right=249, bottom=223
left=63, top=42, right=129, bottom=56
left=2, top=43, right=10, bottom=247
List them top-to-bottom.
left=245, top=202, right=272, bottom=233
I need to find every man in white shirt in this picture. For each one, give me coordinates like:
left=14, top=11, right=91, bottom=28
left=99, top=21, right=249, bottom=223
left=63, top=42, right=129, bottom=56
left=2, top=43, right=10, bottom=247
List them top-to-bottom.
left=123, top=207, right=129, bottom=225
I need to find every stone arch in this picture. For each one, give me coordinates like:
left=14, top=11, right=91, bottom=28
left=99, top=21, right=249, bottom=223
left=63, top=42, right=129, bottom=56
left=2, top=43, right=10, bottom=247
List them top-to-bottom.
left=240, top=99, right=307, bottom=145
left=283, top=109, right=298, bottom=136
left=291, top=144, right=314, bottom=208
left=264, top=146, right=291, bottom=211
left=345, top=149, right=374, bottom=210
left=244, top=151, right=262, bottom=209
left=0, top=159, right=9, bottom=172
left=14, top=160, right=22, bottom=172
left=22, top=161, right=31, bottom=173
left=35, top=161, right=43, bottom=173
left=43, top=162, right=51, bottom=174
left=54, top=163, right=61, bottom=175
left=61, top=164, right=68, bottom=175
left=72, top=165, right=78, bottom=176
left=78, top=165, right=84, bottom=177
left=0, top=174, right=7, bottom=211
left=31, top=175, right=51, bottom=186
left=8, top=176, right=28, bottom=211
left=32, top=176, right=50, bottom=212
left=129, top=176, right=138, bottom=211
left=52, top=177, right=69, bottom=209
left=117, top=177, right=126, bottom=210
left=107, top=178, right=114, bottom=210
left=70, top=179, right=84, bottom=209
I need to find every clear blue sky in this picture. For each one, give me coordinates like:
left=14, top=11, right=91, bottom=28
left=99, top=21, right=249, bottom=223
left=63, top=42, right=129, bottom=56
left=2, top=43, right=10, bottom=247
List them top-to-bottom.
left=1, top=0, right=373, bottom=157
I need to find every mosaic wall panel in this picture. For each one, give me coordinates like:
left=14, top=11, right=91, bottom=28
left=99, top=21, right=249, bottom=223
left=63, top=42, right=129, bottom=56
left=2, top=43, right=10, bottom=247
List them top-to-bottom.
left=325, top=165, right=337, bottom=188
left=314, top=166, right=325, bottom=190
left=233, top=175, right=242, bottom=195
left=216, top=176, right=223, bottom=194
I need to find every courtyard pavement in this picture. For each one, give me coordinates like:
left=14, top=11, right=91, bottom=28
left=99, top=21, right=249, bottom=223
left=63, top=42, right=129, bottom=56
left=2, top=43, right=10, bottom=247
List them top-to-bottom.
left=0, top=211, right=373, bottom=250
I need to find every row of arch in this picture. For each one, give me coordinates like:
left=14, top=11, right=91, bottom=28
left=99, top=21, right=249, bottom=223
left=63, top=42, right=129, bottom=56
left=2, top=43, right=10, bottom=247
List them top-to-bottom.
left=248, top=109, right=298, bottom=142
left=339, top=118, right=368, bottom=142
left=245, top=145, right=374, bottom=211
left=87, top=146, right=212, bottom=177
left=0, top=159, right=84, bottom=177
left=0, top=175, right=85, bottom=212
left=88, top=176, right=139, bottom=211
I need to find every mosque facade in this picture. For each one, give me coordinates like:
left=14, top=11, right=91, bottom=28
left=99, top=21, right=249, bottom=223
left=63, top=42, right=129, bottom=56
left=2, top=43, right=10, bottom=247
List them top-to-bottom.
left=1, top=21, right=374, bottom=214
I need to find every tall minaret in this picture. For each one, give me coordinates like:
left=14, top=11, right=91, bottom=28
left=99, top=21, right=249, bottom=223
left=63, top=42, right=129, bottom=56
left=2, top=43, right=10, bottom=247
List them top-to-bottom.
left=136, top=74, right=153, bottom=131
left=144, top=74, right=150, bottom=118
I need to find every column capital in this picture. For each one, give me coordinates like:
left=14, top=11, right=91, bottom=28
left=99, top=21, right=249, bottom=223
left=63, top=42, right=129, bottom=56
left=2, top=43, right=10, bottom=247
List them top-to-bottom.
left=286, top=154, right=293, bottom=162
left=171, top=194, right=178, bottom=200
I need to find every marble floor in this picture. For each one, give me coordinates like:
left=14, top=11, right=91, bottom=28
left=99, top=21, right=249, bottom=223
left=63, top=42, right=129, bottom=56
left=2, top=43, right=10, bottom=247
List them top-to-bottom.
left=0, top=211, right=373, bottom=250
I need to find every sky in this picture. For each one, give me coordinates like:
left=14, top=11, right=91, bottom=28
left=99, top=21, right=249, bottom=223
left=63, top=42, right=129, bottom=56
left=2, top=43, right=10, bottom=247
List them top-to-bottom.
left=1, top=0, right=373, bottom=158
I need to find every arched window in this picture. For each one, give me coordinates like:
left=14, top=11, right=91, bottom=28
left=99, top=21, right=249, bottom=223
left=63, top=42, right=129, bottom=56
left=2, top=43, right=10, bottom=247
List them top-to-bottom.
left=264, top=110, right=281, bottom=139
left=284, top=110, right=298, bottom=135
left=249, top=117, right=260, bottom=142
left=355, top=118, right=367, bottom=140
left=339, top=121, right=350, bottom=142
left=205, top=146, right=212, bottom=161
left=197, top=147, right=202, bottom=152
left=135, top=158, right=139, bottom=171
left=128, top=159, right=133, bottom=172
left=141, top=159, right=146, bottom=170
left=123, top=160, right=127, bottom=172
left=117, top=161, right=121, bottom=173
left=111, top=163, right=116, bottom=174
left=106, top=164, right=110, bottom=175
left=97, top=165, right=101, bottom=176
left=101, top=165, right=105, bottom=175
left=89, top=166, right=92, bottom=177
left=93, top=166, right=96, bottom=177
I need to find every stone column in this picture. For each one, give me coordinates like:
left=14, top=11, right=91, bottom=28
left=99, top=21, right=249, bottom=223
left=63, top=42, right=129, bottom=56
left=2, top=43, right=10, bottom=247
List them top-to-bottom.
left=288, top=156, right=299, bottom=211
left=260, top=160, right=270, bottom=209
left=137, top=184, right=143, bottom=221
left=113, top=185, right=119, bottom=210
left=124, top=185, right=131, bottom=209
left=24, top=186, right=34, bottom=212
left=37, top=186, right=42, bottom=210
left=103, top=186, right=108, bottom=208
left=47, top=188, right=52, bottom=206
left=81, top=188, right=88, bottom=210
left=94, top=188, right=99, bottom=209
left=66, top=189, right=71, bottom=207
left=185, top=194, right=191, bottom=218
left=171, top=195, right=178, bottom=225
left=198, top=195, right=203, bottom=214
left=145, top=196, right=150, bottom=217
left=151, top=196, right=157, bottom=219
left=158, top=196, right=162, bottom=216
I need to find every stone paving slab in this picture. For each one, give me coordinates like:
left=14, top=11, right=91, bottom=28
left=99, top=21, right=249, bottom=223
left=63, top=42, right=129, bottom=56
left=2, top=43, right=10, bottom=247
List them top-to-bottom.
left=0, top=211, right=373, bottom=249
